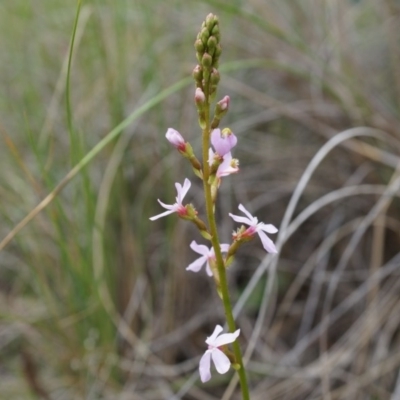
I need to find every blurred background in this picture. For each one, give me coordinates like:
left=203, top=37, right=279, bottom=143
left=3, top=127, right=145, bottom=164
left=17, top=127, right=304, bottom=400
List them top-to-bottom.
left=1, top=0, right=400, bottom=399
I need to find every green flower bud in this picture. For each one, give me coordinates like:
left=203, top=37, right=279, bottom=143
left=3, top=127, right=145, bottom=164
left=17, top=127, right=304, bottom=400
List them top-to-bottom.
left=205, top=13, right=218, bottom=32
left=211, top=24, right=220, bottom=40
left=200, top=27, right=210, bottom=45
left=207, top=36, right=217, bottom=56
left=194, top=39, right=204, bottom=55
left=215, top=43, right=222, bottom=56
left=202, top=53, right=212, bottom=69
left=192, top=65, right=203, bottom=88
left=210, top=68, right=220, bottom=85
left=211, top=95, right=230, bottom=128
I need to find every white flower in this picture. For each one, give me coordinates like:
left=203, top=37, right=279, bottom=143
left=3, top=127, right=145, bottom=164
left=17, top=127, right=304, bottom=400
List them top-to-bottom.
left=149, top=178, right=191, bottom=221
left=229, top=204, right=278, bottom=253
left=186, top=241, right=229, bottom=276
left=199, top=325, right=240, bottom=383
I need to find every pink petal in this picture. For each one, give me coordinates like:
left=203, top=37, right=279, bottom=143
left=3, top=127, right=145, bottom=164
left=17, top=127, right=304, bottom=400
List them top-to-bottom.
left=211, top=129, right=237, bottom=156
left=216, top=153, right=239, bottom=177
left=217, top=165, right=238, bottom=178
left=176, top=178, right=191, bottom=203
left=157, top=199, right=175, bottom=211
left=238, top=204, right=257, bottom=223
left=149, top=209, right=175, bottom=221
left=229, top=213, right=252, bottom=226
left=259, top=223, right=278, bottom=234
left=257, top=230, right=278, bottom=253
left=190, top=241, right=210, bottom=256
left=220, top=244, right=230, bottom=253
left=186, top=256, right=207, bottom=273
left=205, top=262, right=213, bottom=276
left=206, top=325, right=224, bottom=344
left=212, top=329, right=240, bottom=347
left=211, top=349, right=231, bottom=374
left=199, top=351, right=212, bottom=382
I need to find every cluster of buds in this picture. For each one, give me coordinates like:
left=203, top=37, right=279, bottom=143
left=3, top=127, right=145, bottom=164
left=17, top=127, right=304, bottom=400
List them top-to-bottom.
left=193, top=13, right=222, bottom=102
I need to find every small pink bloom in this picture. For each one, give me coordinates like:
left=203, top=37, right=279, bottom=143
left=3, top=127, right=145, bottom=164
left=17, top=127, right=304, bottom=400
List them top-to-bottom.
left=166, top=128, right=186, bottom=151
left=211, top=128, right=237, bottom=156
left=216, top=152, right=239, bottom=178
left=149, top=178, right=191, bottom=221
left=229, top=204, right=278, bottom=253
left=187, top=241, right=229, bottom=276
left=199, top=325, right=240, bottom=383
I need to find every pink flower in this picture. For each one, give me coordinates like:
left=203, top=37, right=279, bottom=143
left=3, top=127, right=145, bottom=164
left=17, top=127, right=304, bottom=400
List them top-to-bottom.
left=166, top=128, right=186, bottom=151
left=211, top=128, right=237, bottom=156
left=208, top=149, right=239, bottom=178
left=216, top=152, right=239, bottom=178
left=149, top=178, right=191, bottom=221
left=229, top=204, right=278, bottom=253
left=187, top=241, right=229, bottom=276
left=199, top=325, right=240, bottom=383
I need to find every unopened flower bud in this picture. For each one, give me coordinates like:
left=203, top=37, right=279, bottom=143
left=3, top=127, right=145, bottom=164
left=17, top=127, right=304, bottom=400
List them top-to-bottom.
left=205, top=13, right=218, bottom=32
left=211, top=24, right=220, bottom=40
left=200, top=27, right=210, bottom=45
left=207, top=36, right=217, bottom=56
left=194, top=38, right=205, bottom=55
left=213, top=44, right=222, bottom=67
left=202, top=53, right=212, bottom=69
left=192, top=65, right=203, bottom=87
left=210, top=68, right=220, bottom=85
left=195, top=88, right=206, bottom=108
left=211, top=96, right=230, bottom=128
left=218, top=96, right=230, bottom=111
left=166, top=128, right=186, bottom=151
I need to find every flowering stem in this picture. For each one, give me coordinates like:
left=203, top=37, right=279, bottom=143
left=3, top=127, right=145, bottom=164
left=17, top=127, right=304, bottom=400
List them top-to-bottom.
left=201, top=97, right=250, bottom=400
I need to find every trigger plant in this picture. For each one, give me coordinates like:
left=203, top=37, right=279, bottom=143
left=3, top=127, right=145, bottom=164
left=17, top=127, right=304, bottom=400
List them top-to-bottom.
left=150, top=14, right=278, bottom=399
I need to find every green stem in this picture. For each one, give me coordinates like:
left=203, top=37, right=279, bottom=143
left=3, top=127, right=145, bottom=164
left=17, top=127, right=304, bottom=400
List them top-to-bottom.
left=201, top=96, right=250, bottom=400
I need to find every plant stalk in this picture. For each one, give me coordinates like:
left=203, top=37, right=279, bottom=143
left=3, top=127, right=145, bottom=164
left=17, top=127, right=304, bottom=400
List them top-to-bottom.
left=201, top=95, right=250, bottom=400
